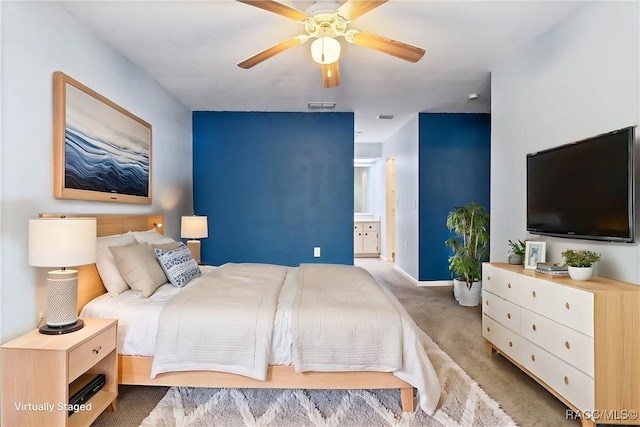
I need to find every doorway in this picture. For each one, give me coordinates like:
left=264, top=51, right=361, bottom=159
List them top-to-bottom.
left=385, top=157, right=396, bottom=262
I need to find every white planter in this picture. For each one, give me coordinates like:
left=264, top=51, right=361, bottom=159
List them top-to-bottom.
left=568, top=266, right=593, bottom=281
left=453, top=279, right=482, bottom=306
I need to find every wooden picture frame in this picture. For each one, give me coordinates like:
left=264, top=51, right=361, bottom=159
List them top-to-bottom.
left=53, top=71, right=152, bottom=204
left=524, top=241, right=546, bottom=270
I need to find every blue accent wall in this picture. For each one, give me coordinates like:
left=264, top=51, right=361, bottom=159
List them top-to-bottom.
left=193, top=111, right=354, bottom=266
left=418, top=113, right=491, bottom=281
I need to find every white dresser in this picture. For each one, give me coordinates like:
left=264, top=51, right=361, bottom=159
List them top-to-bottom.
left=354, top=221, right=380, bottom=257
left=482, top=263, right=639, bottom=426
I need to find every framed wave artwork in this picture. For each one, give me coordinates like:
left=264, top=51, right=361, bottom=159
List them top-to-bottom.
left=53, top=71, right=152, bottom=204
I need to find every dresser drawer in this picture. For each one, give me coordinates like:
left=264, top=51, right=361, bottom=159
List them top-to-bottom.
left=362, top=222, right=380, bottom=232
left=482, top=264, right=520, bottom=304
left=519, top=276, right=594, bottom=337
left=482, top=290, right=520, bottom=334
left=520, top=308, right=594, bottom=377
left=483, top=315, right=521, bottom=363
left=68, top=324, right=116, bottom=383
left=521, top=339, right=594, bottom=412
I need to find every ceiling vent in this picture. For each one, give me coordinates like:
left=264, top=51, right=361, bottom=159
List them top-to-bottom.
left=308, top=102, right=336, bottom=109
left=377, top=114, right=394, bottom=120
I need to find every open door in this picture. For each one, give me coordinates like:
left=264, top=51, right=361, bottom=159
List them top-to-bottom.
left=385, top=158, right=396, bottom=262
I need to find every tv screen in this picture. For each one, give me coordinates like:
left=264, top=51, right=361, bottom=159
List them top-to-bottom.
left=527, top=126, right=635, bottom=242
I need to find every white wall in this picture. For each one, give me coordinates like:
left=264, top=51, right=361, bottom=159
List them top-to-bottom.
left=1, top=2, right=194, bottom=341
left=491, top=2, right=640, bottom=283
left=381, top=116, right=419, bottom=279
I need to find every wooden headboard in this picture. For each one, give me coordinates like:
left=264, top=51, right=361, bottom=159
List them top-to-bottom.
left=40, top=213, right=165, bottom=313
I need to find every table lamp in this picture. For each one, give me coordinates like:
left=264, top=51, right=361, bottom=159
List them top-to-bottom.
left=181, top=215, right=208, bottom=263
left=28, top=217, right=97, bottom=334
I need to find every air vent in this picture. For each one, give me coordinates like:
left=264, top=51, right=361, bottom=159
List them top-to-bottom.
left=308, top=102, right=336, bottom=109
left=377, top=114, right=394, bottom=120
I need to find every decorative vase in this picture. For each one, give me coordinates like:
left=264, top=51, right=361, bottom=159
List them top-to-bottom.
left=508, top=254, right=523, bottom=265
left=568, top=266, right=593, bottom=281
left=453, top=278, right=482, bottom=306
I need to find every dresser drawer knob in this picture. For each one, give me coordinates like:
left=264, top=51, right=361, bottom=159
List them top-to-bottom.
left=487, top=276, right=491, bottom=280
left=507, top=283, right=512, bottom=289
left=532, top=291, right=536, bottom=298
left=485, top=300, right=489, bottom=305
left=565, top=302, right=570, bottom=310
left=507, top=313, right=511, bottom=319
left=532, top=324, right=537, bottom=331
left=486, top=327, right=490, bottom=332
left=509, top=341, right=513, bottom=347
left=565, top=341, right=570, bottom=350
left=92, top=346, right=102, bottom=355
left=531, top=354, right=536, bottom=362
left=564, top=376, right=569, bottom=385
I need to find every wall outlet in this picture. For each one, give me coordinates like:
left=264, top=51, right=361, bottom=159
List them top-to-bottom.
left=404, top=241, right=409, bottom=251
left=313, top=247, right=321, bottom=257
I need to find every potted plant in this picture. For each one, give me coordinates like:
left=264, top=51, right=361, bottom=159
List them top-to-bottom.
left=445, top=202, right=490, bottom=306
left=507, top=239, right=526, bottom=265
left=561, top=249, right=601, bottom=281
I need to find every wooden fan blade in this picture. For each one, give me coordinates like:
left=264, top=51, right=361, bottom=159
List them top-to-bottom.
left=236, top=0, right=308, bottom=22
left=337, top=0, right=388, bottom=21
left=352, top=31, right=425, bottom=63
left=238, top=38, right=303, bottom=69
left=321, top=62, right=341, bottom=88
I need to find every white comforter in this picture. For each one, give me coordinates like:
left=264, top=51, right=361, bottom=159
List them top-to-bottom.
left=84, top=262, right=441, bottom=414
left=151, top=263, right=288, bottom=380
left=292, top=263, right=403, bottom=372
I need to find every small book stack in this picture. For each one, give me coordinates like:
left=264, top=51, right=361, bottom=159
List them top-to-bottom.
left=535, top=262, right=569, bottom=276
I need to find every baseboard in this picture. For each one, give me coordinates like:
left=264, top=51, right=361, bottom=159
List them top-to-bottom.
left=393, top=265, right=419, bottom=285
left=393, top=265, right=452, bottom=287
left=417, top=280, right=453, bottom=288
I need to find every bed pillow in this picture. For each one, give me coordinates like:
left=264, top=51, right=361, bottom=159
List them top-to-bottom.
left=128, top=229, right=165, bottom=244
left=96, top=233, right=137, bottom=295
left=148, top=236, right=178, bottom=246
left=151, top=241, right=182, bottom=251
left=154, top=242, right=201, bottom=288
left=110, top=243, right=168, bottom=298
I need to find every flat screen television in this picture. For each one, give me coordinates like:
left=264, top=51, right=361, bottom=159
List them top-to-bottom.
left=527, top=126, right=636, bottom=243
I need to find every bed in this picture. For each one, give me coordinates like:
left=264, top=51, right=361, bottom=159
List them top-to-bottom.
left=47, top=213, right=441, bottom=414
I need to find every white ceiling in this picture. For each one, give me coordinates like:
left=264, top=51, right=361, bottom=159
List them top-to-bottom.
left=59, top=0, right=581, bottom=143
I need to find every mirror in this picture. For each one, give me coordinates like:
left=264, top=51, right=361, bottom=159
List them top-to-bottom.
left=354, top=165, right=375, bottom=213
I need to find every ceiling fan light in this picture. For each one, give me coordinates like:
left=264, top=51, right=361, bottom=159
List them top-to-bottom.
left=311, top=37, right=341, bottom=64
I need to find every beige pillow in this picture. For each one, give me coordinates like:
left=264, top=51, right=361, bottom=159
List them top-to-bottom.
left=96, top=233, right=137, bottom=295
left=151, top=241, right=182, bottom=251
left=109, top=243, right=168, bottom=298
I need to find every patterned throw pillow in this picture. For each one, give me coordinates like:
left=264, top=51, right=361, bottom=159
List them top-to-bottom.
left=154, top=242, right=201, bottom=288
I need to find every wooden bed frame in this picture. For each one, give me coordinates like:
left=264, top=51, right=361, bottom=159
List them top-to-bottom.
left=44, top=213, right=416, bottom=412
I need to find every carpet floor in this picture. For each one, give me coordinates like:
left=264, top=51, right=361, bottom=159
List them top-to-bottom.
left=92, top=259, right=581, bottom=427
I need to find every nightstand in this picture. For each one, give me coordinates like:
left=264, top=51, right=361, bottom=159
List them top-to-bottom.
left=1, top=318, right=118, bottom=427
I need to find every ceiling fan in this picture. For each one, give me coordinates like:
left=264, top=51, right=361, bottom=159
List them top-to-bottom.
left=236, top=0, right=426, bottom=88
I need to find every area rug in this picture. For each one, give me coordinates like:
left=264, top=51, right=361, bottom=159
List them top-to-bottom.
left=140, top=332, right=515, bottom=427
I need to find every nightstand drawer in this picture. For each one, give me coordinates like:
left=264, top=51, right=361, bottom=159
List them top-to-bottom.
left=68, top=324, right=116, bottom=382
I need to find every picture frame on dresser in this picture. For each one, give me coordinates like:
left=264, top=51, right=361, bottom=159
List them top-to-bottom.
left=53, top=71, right=152, bottom=205
left=524, top=241, right=546, bottom=270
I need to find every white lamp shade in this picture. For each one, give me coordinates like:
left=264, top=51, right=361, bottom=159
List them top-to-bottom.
left=311, top=37, right=341, bottom=64
left=181, top=216, right=208, bottom=239
left=29, top=218, right=97, bottom=267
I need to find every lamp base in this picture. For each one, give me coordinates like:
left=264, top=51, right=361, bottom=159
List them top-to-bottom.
left=186, top=239, right=202, bottom=264
left=39, top=319, right=84, bottom=335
